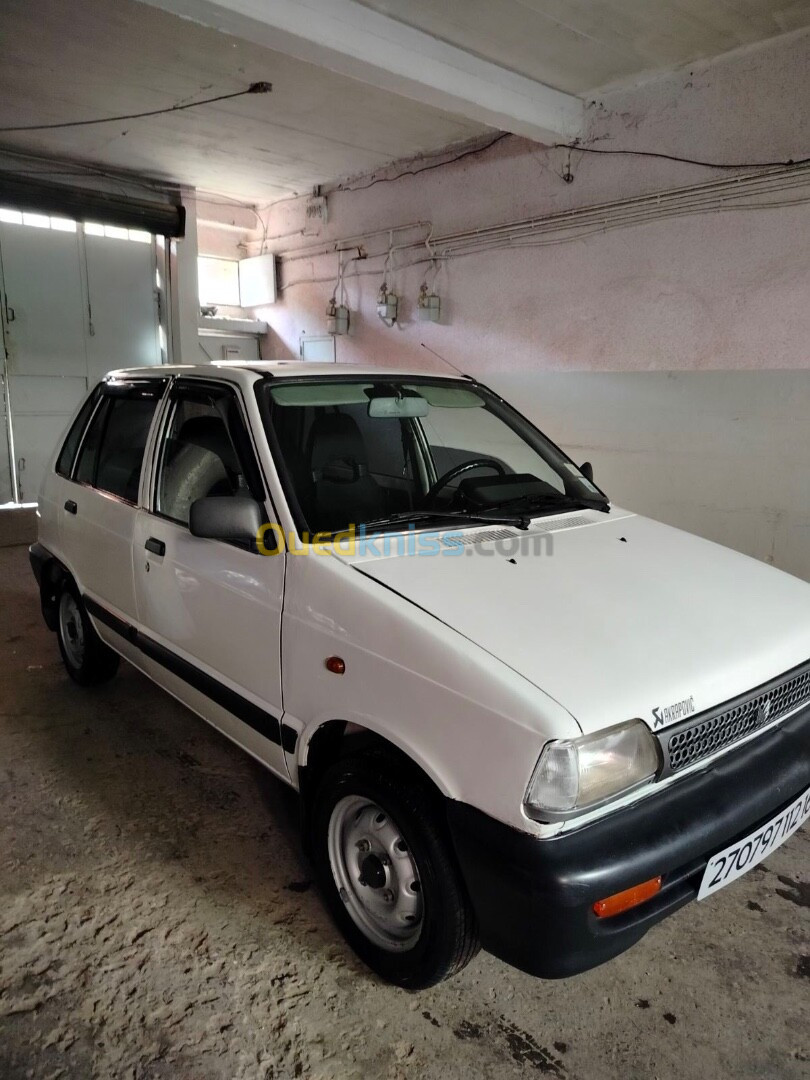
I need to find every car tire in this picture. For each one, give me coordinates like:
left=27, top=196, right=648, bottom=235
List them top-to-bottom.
left=56, top=580, right=120, bottom=686
left=311, top=752, right=480, bottom=988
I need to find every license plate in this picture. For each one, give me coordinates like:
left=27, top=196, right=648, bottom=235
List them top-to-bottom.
left=697, top=786, right=810, bottom=901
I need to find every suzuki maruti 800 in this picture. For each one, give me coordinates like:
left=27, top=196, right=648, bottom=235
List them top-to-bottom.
left=30, top=363, right=810, bottom=987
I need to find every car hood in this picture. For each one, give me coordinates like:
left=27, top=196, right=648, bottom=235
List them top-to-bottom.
left=344, top=509, right=810, bottom=734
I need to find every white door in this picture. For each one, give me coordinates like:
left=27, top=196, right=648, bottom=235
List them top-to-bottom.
left=0, top=217, right=162, bottom=502
left=0, top=219, right=88, bottom=502
left=84, top=231, right=161, bottom=381
left=0, top=311, right=12, bottom=503
left=0, top=370, right=12, bottom=505
left=59, top=378, right=168, bottom=621
left=131, top=378, right=288, bottom=779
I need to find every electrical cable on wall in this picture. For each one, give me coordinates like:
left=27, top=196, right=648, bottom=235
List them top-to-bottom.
left=0, top=83, right=272, bottom=133
left=266, top=125, right=810, bottom=301
left=334, top=130, right=810, bottom=197
left=338, top=133, right=510, bottom=192
left=553, top=142, right=810, bottom=171
left=277, top=169, right=810, bottom=294
left=416, top=226, right=441, bottom=323
left=376, top=232, right=399, bottom=326
left=326, top=251, right=351, bottom=335
left=330, top=251, right=346, bottom=307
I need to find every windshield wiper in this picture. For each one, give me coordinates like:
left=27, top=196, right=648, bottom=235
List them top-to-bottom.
left=486, top=493, right=609, bottom=515
left=361, top=507, right=532, bottom=533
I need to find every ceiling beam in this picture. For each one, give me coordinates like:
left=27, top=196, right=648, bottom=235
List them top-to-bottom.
left=136, top=0, right=583, bottom=143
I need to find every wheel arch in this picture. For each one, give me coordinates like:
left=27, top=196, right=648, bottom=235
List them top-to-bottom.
left=31, top=545, right=70, bottom=631
left=296, top=718, right=453, bottom=847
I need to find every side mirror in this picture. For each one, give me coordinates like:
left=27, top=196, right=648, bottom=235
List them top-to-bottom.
left=579, top=461, right=594, bottom=483
left=189, top=496, right=264, bottom=544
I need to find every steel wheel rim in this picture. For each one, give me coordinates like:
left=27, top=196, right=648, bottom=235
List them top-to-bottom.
left=59, top=593, right=85, bottom=669
left=327, top=794, right=423, bottom=952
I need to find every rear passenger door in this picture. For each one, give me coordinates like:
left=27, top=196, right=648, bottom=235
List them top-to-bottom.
left=58, top=377, right=167, bottom=622
left=131, top=379, right=287, bottom=779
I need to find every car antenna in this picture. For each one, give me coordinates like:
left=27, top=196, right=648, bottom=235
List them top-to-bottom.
left=420, top=343, right=469, bottom=379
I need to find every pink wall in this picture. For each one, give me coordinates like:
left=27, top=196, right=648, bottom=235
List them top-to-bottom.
left=250, top=27, right=810, bottom=376
left=238, top=29, right=810, bottom=578
left=258, top=203, right=810, bottom=374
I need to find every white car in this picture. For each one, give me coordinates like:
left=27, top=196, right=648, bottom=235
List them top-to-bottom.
left=30, top=362, right=810, bottom=988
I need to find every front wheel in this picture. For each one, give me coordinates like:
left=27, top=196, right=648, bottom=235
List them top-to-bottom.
left=57, top=581, right=120, bottom=686
left=311, top=754, right=480, bottom=988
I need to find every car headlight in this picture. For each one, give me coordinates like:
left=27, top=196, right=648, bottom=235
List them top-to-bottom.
left=524, top=719, right=661, bottom=818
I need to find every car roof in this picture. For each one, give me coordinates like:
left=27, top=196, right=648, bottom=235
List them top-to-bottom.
left=107, top=360, right=471, bottom=382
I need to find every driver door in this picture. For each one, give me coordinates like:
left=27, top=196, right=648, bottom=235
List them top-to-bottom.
left=132, top=377, right=288, bottom=780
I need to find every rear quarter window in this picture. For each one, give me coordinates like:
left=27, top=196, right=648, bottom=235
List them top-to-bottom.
left=74, top=381, right=165, bottom=503
left=55, top=388, right=101, bottom=479
left=95, top=396, right=162, bottom=502
left=74, top=398, right=112, bottom=487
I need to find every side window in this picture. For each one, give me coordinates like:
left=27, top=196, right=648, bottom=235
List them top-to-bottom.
left=74, top=383, right=164, bottom=502
left=155, top=387, right=257, bottom=526
left=56, top=388, right=101, bottom=479
left=95, top=395, right=162, bottom=502
left=75, top=398, right=112, bottom=487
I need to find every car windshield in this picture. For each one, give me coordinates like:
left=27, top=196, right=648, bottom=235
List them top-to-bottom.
left=257, top=376, right=608, bottom=535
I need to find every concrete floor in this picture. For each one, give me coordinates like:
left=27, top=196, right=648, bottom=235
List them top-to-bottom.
left=0, top=544, right=807, bottom=1080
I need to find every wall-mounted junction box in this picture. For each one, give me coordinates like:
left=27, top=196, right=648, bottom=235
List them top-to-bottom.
left=238, top=253, right=277, bottom=307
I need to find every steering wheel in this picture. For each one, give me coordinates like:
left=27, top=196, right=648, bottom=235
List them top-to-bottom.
left=425, top=458, right=506, bottom=506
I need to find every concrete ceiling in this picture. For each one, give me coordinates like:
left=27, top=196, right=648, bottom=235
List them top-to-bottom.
left=0, top=0, right=488, bottom=202
left=1, top=0, right=809, bottom=204
left=356, top=0, right=810, bottom=94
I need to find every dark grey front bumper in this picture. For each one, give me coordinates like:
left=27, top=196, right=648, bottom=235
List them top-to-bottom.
left=446, top=705, right=810, bottom=979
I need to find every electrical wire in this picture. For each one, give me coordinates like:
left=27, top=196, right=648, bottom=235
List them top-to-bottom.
left=0, top=82, right=272, bottom=134
left=334, top=130, right=810, bottom=198
left=337, top=133, right=509, bottom=192
left=553, top=142, right=810, bottom=171
left=279, top=162, right=810, bottom=272
left=432, top=169, right=810, bottom=251
left=277, top=184, right=810, bottom=292
left=448, top=191, right=810, bottom=256
left=277, top=220, right=433, bottom=265
left=420, top=223, right=440, bottom=293
left=380, top=231, right=394, bottom=291
left=330, top=250, right=350, bottom=306
left=281, top=259, right=425, bottom=293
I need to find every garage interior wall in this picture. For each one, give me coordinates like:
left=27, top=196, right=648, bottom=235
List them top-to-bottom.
left=241, top=28, right=810, bottom=582
left=196, top=201, right=265, bottom=365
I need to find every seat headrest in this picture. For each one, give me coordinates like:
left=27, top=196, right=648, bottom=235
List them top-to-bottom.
left=309, top=413, right=369, bottom=479
left=177, top=415, right=238, bottom=473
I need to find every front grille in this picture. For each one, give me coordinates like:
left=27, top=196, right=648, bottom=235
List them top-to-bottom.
left=663, top=659, right=810, bottom=774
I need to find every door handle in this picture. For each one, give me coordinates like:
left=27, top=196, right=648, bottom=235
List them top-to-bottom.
left=64, top=499, right=77, bottom=515
left=145, top=537, right=165, bottom=556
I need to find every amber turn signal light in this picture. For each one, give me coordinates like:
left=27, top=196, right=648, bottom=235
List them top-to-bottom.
left=325, top=656, right=346, bottom=675
left=592, top=876, right=662, bottom=918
